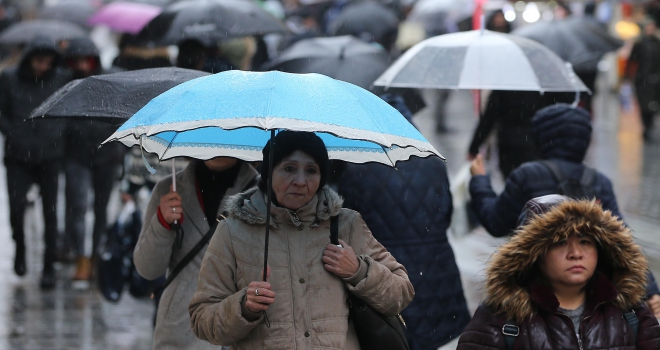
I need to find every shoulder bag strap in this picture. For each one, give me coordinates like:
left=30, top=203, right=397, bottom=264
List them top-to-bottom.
left=540, top=160, right=565, bottom=183
left=580, top=166, right=597, bottom=187
left=151, top=215, right=225, bottom=299
left=330, top=215, right=339, bottom=245
left=623, top=309, right=639, bottom=342
left=502, top=319, right=519, bottom=350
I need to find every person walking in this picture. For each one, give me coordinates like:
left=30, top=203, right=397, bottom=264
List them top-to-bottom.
left=626, top=18, right=660, bottom=142
left=0, top=36, right=71, bottom=289
left=62, top=37, right=125, bottom=281
left=468, top=90, right=574, bottom=177
left=336, top=96, right=470, bottom=350
left=469, top=103, right=660, bottom=316
left=189, top=131, right=414, bottom=349
left=134, top=157, right=258, bottom=350
left=457, top=195, right=660, bottom=349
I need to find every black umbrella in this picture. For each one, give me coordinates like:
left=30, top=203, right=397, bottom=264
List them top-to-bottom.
left=39, top=0, right=98, bottom=28
left=134, top=0, right=287, bottom=46
left=328, top=2, right=399, bottom=48
left=513, top=17, right=623, bottom=73
left=0, top=20, right=88, bottom=45
left=264, top=36, right=391, bottom=90
left=30, top=67, right=210, bottom=125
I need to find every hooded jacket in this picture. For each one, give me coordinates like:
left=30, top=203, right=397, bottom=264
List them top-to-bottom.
left=0, top=37, right=72, bottom=163
left=63, top=38, right=125, bottom=167
left=469, top=105, right=621, bottom=237
left=189, top=186, right=414, bottom=349
left=458, top=200, right=660, bottom=350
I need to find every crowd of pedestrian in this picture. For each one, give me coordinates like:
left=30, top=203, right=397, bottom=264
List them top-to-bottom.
left=0, top=1, right=660, bottom=350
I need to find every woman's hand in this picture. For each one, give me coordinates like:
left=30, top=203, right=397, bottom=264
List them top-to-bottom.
left=470, top=154, right=486, bottom=176
left=159, top=185, right=182, bottom=224
left=323, top=239, right=360, bottom=278
left=245, top=266, right=276, bottom=313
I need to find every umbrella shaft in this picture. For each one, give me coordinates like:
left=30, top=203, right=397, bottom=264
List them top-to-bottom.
left=263, top=129, right=276, bottom=282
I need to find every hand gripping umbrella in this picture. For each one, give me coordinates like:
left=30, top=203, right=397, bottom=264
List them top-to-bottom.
left=30, top=67, right=210, bottom=247
left=103, top=70, right=444, bottom=289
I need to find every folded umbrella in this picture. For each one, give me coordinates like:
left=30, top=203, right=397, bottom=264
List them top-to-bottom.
left=134, top=0, right=287, bottom=46
left=88, top=1, right=162, bottom=34
left=512, top=17, right=623, bottom=74
left=0, top=20, right=88, bottom=45
left=374, top=29, right=589, bottom=92
left=264, top=35, right=391, bottom=90
left=30, top=67, right=210, bottom=125
left=104, top=70, right=443, bottom=282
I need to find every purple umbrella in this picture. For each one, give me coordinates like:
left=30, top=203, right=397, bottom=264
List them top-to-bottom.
left=88, top=2, right=161, bottom=34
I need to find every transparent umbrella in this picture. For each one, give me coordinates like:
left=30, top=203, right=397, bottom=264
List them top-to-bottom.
left=374, top=29, right=588, bottom=93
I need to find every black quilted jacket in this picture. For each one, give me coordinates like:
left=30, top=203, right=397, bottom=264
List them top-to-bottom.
left=337, top=156, right=470, bottom=350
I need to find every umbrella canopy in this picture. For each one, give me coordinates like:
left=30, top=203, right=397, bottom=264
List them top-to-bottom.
left=39, top=0, right=98, bottom=28
left=134, top=0, right=287, bottom=46
left=88, top=1, right=162, bottom=34
left=328, top=2, right=399, bottom=46
left=512, top=17, right=623, bottom=73
left=0, top=20, right=88, bottom=45
left=373, top=29, right=589, bottom=92
left=264, top=36, right=391, bottom=90
left=30, top=68, right=210, bottom=124
left=105, top=70, right=443, bottom=165
left=127, top=127, right=429, bottom=165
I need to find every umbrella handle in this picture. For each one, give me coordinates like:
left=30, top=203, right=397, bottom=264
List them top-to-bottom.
left=263, top=129, right=275, bottom=282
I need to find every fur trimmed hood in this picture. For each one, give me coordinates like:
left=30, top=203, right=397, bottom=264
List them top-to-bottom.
left=222, top=185, right=344, bottom=226
left=485, top=200, right=648, bottom=322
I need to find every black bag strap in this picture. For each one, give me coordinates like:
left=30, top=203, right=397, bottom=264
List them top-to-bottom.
left=540, top=160, right=565, bottom=183
left=580, top=166, right=597, bottom=188
left=151, top=215, right=224, bottom=299
left=330, top=215, right=339, bottom=245
left=624, top=309, right=639, bottom=342
left=502, top=319, right=519, bottom=350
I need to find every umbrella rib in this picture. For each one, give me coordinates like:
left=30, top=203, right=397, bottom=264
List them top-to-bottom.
left=160, top=131, right=181, bottom=160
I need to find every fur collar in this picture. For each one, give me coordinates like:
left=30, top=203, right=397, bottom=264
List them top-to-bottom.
left=222, top=186, right=344, bottom=226
left=485, top=200, right=648, bottom=322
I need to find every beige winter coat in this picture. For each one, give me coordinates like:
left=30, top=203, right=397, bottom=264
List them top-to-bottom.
left=134, top=161, right=258, bottom=350
left=189, top=186, right=414, bottom=349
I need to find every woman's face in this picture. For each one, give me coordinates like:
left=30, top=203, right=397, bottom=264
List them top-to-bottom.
left=271, top=151, right=321, bottom=211
left=540, top=234, right=598, bottom=290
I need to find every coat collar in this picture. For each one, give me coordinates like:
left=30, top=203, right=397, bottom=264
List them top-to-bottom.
left=177, top=161, right=259, bottom=235
left=223, top=186, right=343, bottom=228
left=530, top=272, right=618, bottom=316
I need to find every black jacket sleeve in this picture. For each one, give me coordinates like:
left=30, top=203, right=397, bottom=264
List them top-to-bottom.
left=469, top=171, right=528, bottom=238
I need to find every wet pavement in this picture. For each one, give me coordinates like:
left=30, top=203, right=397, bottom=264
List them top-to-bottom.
left=0, top=79, right=659, bottom=349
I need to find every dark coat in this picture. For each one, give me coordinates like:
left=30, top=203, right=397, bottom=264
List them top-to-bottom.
left=629, top=35, right=660, bottom=114
left=0, top=37, right=72, bottom=164
left=63, top=38, right=125, bottom=167
left=468, top=90, right=574, bottom=177
left=469, top=104, right=660, bottom=296
left=337, top=157, right=471, bottom=349
left=458, top=200, right=660, bottom=350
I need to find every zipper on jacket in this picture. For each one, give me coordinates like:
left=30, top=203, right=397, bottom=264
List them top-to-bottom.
left=290, top=211, right=300, bottom=222
left=555, top=301, right=606, bottom=350
left=577, top=338, right=583, bottom=350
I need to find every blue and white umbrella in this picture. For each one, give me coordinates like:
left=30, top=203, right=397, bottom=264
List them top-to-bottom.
left=104, top=70, right=443, bottom=282
left=105, top=70, right=444, bottom=165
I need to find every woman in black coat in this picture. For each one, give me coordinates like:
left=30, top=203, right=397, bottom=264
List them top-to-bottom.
left=468, top=90, right=574, bottom=177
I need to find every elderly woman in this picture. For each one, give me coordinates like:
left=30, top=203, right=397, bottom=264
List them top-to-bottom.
left=189, top=131, right=414, bottom=349
left=458, top=195, right=660, bottom=349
